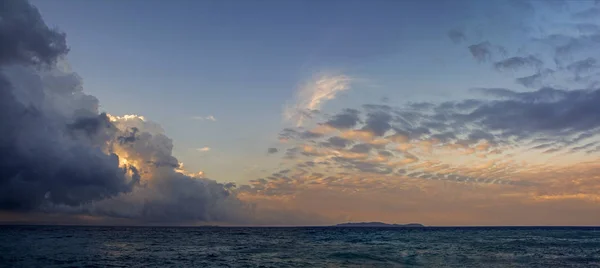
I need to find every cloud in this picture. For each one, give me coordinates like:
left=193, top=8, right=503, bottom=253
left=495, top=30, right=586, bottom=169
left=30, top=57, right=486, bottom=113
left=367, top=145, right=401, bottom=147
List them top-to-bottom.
left=0, top=0, right=269, bottom=225
left=0, top=0, right=68, bottom=65
left=0, top=0, right=136, bottom=211
left=7, top=0, right=600, bottom=226
left=237, top=0, right=600, bottom=226
left=460, top=2, right=600, bottom=91
left=447, top=29, right=467, bottom=44
left=468, top=42, right=506, bottom=63
left=493, top=55, right=543, bottom=71
left=566, top=57, right=598, bottom=76
left=515, top=69, right=555, bottom=88
left=285, top=74, right=352, bottom=126
left=268, top=81, right=600, bottom=192
left=467, top=87, right=600, bottom=139
left=247, top=98, right=600, bottom=223
left=325, top=108, right=361, bottom=129
left=361, top=111, right=393, bottom=136
left=192, top=115, right=217, bottom=121
left=277, top=127, right=327, bottom=141
left=320, top=136, right=352, bottom=149
left=197, top=147, right=211, bottom=152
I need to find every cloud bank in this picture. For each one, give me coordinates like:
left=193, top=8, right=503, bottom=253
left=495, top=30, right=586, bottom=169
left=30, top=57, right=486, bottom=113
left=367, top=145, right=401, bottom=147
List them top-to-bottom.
left=0, top=0, right=286, bottom=225
left=241, top=0, right=600, bottom=225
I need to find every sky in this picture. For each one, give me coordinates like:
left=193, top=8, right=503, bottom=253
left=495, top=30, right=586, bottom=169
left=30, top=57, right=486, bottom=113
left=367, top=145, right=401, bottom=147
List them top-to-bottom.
left=1, top=0, right=600, bottom=226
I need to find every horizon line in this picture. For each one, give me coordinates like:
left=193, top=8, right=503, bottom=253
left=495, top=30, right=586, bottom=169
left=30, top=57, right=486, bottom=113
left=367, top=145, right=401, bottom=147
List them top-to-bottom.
left=1, top=223, right=600, bottom=228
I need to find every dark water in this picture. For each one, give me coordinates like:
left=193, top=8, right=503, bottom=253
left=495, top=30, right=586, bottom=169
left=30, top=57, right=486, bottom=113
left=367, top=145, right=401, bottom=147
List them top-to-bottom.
left=1, top=226, right=600, bottom=267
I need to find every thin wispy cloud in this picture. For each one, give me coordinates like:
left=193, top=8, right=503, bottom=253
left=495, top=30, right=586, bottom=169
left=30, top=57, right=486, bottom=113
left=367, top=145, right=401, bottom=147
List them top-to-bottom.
left=285, top=74, right=352, bottom=127
left=192, top=115, right=217, bottom=121
left=197, top=147, right=211, bottom=152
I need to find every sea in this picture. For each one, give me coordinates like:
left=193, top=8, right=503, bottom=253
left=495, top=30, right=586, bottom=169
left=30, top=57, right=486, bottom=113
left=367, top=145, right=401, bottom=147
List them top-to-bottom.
left=1, top=226, right=599, bottom=267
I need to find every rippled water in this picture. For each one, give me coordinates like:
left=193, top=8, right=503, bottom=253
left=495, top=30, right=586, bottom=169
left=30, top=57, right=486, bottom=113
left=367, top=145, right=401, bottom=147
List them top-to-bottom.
left=1, top=226, right=600, bottom=267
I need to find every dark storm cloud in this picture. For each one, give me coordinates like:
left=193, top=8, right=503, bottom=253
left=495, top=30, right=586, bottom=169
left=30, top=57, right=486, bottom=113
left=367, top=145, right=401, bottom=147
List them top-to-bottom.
left=0, top=0, right=136, bottom=210
left=0, top=0, right=68, bottom=65
left=0, top=0, right=253, bottom=225
left=67, top=113, right=117, bottom=146
left=68, top=113, right=113, bottom=137
left=117, top=127, right=139, bottom=145
left=89, top=172, right=247, bottom=223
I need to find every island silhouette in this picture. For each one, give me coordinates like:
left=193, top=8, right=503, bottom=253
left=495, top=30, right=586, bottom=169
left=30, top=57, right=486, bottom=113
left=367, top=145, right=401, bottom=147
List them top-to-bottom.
left=334, top=222, right=425, bottom=227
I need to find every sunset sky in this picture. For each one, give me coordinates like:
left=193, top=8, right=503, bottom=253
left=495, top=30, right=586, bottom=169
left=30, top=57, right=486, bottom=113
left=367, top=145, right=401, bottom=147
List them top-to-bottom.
left=2, top=0, right=600, bottom=226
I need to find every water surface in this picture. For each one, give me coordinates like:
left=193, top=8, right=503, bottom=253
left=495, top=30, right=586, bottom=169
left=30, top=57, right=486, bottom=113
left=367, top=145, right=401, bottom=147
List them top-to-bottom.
left=1, top=226, right=599, bottom=267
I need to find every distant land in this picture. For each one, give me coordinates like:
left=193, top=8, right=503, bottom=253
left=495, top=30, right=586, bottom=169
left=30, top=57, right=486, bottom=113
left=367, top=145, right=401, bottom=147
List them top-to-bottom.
left=334, top=222, right=425, bottom=227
